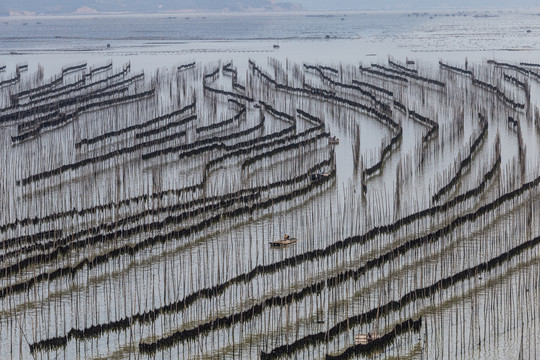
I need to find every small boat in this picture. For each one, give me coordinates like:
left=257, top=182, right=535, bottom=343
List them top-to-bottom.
left=273, top=44, right=280, bottom=49
left=329, top=136, right=339, bottom=144
left=311, top=172, right=330, bottom=181
left=269, top=235, right=297, bottom=246
left=355, top=333, right=380, bottom=345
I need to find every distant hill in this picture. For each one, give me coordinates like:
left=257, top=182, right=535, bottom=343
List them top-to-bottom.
left=1, top=0, right=303, bottom=16
left=2, top=0, right=539, bottom=16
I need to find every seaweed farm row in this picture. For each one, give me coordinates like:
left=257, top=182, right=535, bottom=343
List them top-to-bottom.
left=0, top=56, right=539, bottom=360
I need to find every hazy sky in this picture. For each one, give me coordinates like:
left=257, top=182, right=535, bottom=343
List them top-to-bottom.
left=2, top=0, right=540, bottom=15
left=301, top=0, right=539, bottom=10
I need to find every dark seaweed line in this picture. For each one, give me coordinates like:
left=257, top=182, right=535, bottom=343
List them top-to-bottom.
left=388, top=59, right=418, bottom=74
left=488, top=60, right=540, bottom=80
left=251, top=61, right=398, bottom=131
left=439, top=61, right=473, bottom=76
left=13, top=62, right=110, bottom=100
left=62, top=62, right=87, bottom=75
left=88, top=62, right=113, bottom=76
left=178, top=62, right=196, bottom=71
left=520, top=62, right=540, bottom=68
left=222, top=63, right=246, bottom=92
left=371, top=63, right=445, bottom=87
left=29, top=64, right=130, bottom=101
left=304, top=64, right=392, bottom=113
left=7, top=65, right=124, bottom=109
left=319, top=65, right=339, bottom=74
left=359, top=66, right=408, bottom=83
left=203, top=67, right=220, bottom=80
left=0, top=72, right=20, bottom=88
left=19, top=72, right=144, bottom=131
left=28, top=72, right=144, bottom=113
left=503, top=73, right=527, bottom=89
left=14, top=75, right=63, bottom=99
left=472, top=78, right=525, bottom=110
left=351, top=80, right=393, bottom=97
left=203, top=84, right=254, bottom=102
left=17, top=85, right=130, bottom=133
left=12, top=87, right=155, bottom=145
left=11, top=89, right=155, bottom=143
left=12, top=89, right=138, bottom=144
left=393, top=100, right=407, bottom=113
left=259, top=101, right=295, bottom=123
left=77, top=102, right=195, bottom=148
left=196, top=106, right=246, bottom=133
left=296, top=108, right=324, bottom=126
left=408, top=110, right=439, bottom=142
left=408, top=110, right=438, bottom=129
left=4, top=112, right=287, bottom=233
left=142, top=112, right=264, bottom=161
left=432, top=113, right=488, bottom=202
left=135, top=114, right=196, bottom=139
left=180, top=118, right=267, bottom=160
left=179, top=120, right=325, bottom=166
left=18, top=123, right=184, bottom=186
left=204, top=123, right=298, bottom=170
left=210, top=124, right=324, bottom=176
left=363, top=126, right=402, bottom=178
left=242, top=131, right=328, bottom=169
left=32, top=134, right=516, bottom=332
left=441, top=147, right=500, bottom=211
left=148, top=148, right=510, bottom=349
left=160, top=154, right=538, bottom=332
left=29, top=155, right=528, bottom=352
left=327, top=155, right=501, bottom=290
left=7, top=159, right=301, bottom=255
left=32, top=159, right=332, bottom=347
left=8, top=169, right=336, bottom=309
left=29, top=172, right=336, bottom=353
left=0, top=191, right=261, bottom=265
left=1, top=191, right=262, bottom=280
left=142, top=215, right=539, bottom=358
left=0, top=230, right=62, bottom=257
left=260, top=234, right=540, bottom=359
left=136, top=281, right=326, bottom=353
left=325, top=317, right=422, bottom=360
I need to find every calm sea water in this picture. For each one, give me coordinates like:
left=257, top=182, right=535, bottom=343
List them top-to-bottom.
left=1, top=10, right=540, bottom=70
left=0, top=12, right=419, bottom=46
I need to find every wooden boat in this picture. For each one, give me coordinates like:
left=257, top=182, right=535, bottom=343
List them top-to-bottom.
left=329, top=136, right=339, bottom=144
left=311, top=172, right=330, bottom=181
left=269, top=235, right=297, bottom=246
left=355, top=333, right=381, bottom=345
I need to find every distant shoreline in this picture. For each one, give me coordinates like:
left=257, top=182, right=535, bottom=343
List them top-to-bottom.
left=3, top=7, right=540, bottom=20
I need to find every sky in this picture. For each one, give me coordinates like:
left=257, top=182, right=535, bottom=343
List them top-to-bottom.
left=2, top=0, right=540, bottom=15
left=302, top=0, right=540, bottom=10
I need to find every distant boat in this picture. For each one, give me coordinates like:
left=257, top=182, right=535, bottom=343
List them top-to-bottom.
left=273, top=44, right=280, bottom=49
left=311, top=172, right=330, bottom=181
left=269, top=235, right=296, bottom=246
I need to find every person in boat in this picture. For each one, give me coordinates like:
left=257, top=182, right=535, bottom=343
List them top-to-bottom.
left=284, top=234, right=290, bottom=239
left=367, top=333, right=372, bottom=341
